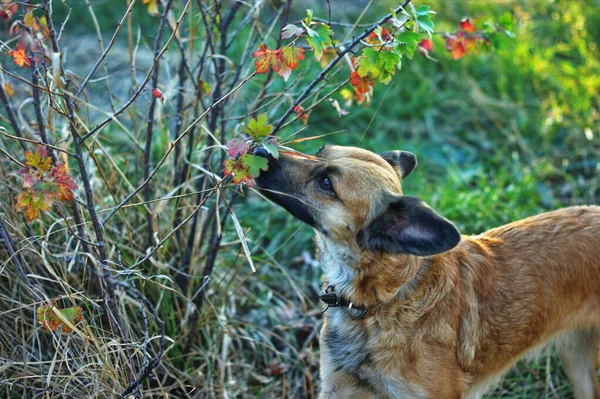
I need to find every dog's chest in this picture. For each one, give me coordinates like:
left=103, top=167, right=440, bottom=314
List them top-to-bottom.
left=323, top=310, right=371, bottom=373
left=323, top=311, right=427, bottom=398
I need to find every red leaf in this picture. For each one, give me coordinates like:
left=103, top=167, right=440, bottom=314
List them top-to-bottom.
left=460, top=18, right=476, bottom=32
left=445, top=36, right=466, bottom=60
left=419, top=39, right=434, bottom=52
left=252, top=44, right=281, bottom=74
left=350, top=71, right=375, bottom=94
left=152, top=88, right=164, bottom=102
left=293, top=105, right=309, bottom=125
left=226, top=138, right=250, bottom=158
left=51, top=163, right=77, bottom=202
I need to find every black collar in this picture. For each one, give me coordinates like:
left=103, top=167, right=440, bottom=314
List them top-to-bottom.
left=319, top=285, right=368, bottom=320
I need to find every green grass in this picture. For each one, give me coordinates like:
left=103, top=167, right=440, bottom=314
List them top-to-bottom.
left=1, top=0, right=599, bottom=398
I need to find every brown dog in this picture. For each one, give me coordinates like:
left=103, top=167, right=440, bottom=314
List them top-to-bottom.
left=253, top=145, right=600, bottom=399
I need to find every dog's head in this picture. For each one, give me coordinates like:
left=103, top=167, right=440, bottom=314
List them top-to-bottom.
left=254, top=145, right=460, bottom=256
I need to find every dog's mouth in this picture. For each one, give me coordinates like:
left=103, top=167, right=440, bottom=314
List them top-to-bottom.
left=255, top=184, right=318, bottom=227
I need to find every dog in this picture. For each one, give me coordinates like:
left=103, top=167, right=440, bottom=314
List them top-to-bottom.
left=253, top=144, right=600, bottom=399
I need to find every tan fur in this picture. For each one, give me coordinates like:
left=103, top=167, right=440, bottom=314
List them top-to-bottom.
left=255, top=145, right=600, bottom=399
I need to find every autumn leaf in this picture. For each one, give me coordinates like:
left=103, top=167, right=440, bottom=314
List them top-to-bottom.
left=142, top=0, right=159, bottom=16
left=0, top=2, right=17, bottom=22
left=24, top=10, right=36, bottom=29
left=460, top=18, right=476, bottom=32
left=306, top=23, right=333, bottom=61
left=367, top=26, right=392, bottom=44
left=445, top=36, right=466, bottom=60
left=419, top=38, right=434, bottom=52
left=10, top=44, right=31, bottom=68
left=253, top=45, right=281, bottom=74
left=278, top=46, right=305, bottom=69
left=350, top=71, right=375, bottom=94
left=199, top=79, right=211, bottom=95
left=3, top=82, right=14, bottom=97
left=152, top=88, right=164, bottom=103
left=293, top=105, right=309, bottom=125
left=242, top=113, right=273, bottom=141
left=226, top=138, right=250, bottom=158
left=24, top=146, right=52, bottom=172
left=241, top=154, right=269, bottom=178
left=223, top=158, right=253, bottom=186
left=51, top=163, right=77, bottom=201
left=16, top=191, right=51, bottom=222
left=37, top=305, right=83, bottom=334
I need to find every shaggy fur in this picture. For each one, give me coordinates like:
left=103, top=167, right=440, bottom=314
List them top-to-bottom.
left=254, top=145, right=600, bottom=399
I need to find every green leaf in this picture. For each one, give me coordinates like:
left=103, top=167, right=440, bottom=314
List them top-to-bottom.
left=415, top=5, right=431, bottom=17
left=305, top=9, right=313, bottom=26
left=499, top=11, right=513, bottom=32
left=416, top=16, right=435, bottom=35
left=306, top=23, right=333, bottom=61
left=395, top=31, right=421, bottom=59
left=357, top=48, right=380, bottom=78
left=377, top=50, right=400, bottom=74
left=242, top=113, right=273, bottom=141
left=262, top=141, right=280, bottom=159
left=241, top=154, right=269, bottom=178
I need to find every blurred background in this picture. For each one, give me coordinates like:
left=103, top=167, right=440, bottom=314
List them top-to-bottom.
left=1, top=0, right=599, bottom=398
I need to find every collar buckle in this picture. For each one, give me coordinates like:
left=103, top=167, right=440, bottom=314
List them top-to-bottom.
left=318, top=285, right=340, bottom=307
left=318, top=285, right=368, bottom=320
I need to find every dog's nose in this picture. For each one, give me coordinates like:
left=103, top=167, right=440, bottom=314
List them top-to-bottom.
left=253, top=147, right=270, bottom=158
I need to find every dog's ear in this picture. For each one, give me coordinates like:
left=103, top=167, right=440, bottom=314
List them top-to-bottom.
left=380, top=151, right=417, bottom=178
left=359, top=196, right=461, bottom=256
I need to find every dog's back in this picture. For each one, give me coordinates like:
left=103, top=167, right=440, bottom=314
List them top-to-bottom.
left=459, top=206, right=600, bottom=398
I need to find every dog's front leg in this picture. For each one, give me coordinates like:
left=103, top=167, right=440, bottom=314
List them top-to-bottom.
left=318, top=343, right=375, bottom=399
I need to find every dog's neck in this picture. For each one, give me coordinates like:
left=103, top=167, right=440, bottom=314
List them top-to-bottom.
left=315, top=233, right=427, bottom=308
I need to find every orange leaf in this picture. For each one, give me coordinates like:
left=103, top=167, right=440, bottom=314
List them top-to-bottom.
left=10, top=44, right=30, bottom=68
left=252, top=45, right=281, bottom=74
left=278, top=46, right=304, bottom=70
left=350, top=71, right=375, bottom=94
left=3, top=82, right=14, bottom=97
left=25, top=146, right=52, bottom=172
left=51, top=163, right=77, bottom=201
left=16, top=191, right=51, bottom=222
left=37, top=305, right=83, bottom=334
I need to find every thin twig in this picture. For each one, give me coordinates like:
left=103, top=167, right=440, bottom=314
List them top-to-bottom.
left=143, top=0, right=174, bottom=248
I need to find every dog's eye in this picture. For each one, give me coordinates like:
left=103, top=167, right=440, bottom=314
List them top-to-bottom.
left=318, top=176, right=333, bottom=191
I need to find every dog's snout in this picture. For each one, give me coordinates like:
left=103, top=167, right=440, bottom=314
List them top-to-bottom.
left=253, top=147, right=271, bottom=159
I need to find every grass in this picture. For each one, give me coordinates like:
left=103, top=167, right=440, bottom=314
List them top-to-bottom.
left=1, top=0, right=599, bottom=398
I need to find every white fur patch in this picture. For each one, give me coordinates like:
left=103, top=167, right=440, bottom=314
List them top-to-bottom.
left=315, top=233, right=357, bottom=294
